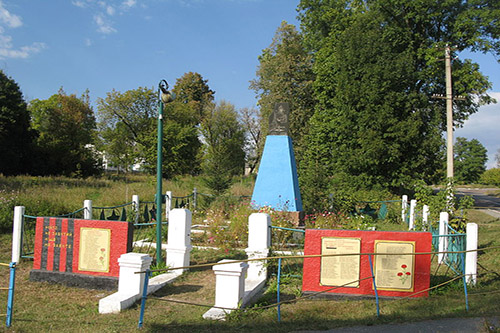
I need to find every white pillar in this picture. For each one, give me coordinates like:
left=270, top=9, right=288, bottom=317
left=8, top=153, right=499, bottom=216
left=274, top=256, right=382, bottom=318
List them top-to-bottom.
left=165, top=191, right=172, bottom=222
left=132, top=195, right=140, bottom=223
left=401, top=195, right=408, bottom=223
left=409, top=199, right=417, bottom=230
left=84, top=200, right=92, bottom=220
left=422, top=205, right=429, bottom=231
left=12, top=206, right=25, bottom=263
left=165, top=209, right=192, bottom=274
left=438, top=212, right=449, bottom=264
left=245, top=213, right=271, bottom=281
left=465, top=223, right=478, bottom=286
left=99, top=252, right=153, bottom=314
left=117, top=253, right=152, bottom=295
left=202, top=259, right=248, bottom=321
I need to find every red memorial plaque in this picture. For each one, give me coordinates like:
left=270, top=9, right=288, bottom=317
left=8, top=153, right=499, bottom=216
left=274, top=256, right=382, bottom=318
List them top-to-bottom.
left=33, top=217, right=133, bottom=277
left=302, top=229, right=432, bottom=298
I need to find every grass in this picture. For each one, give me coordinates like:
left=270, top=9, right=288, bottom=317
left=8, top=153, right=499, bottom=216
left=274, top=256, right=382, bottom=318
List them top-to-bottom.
left=0, top=176, right=499, bottom=331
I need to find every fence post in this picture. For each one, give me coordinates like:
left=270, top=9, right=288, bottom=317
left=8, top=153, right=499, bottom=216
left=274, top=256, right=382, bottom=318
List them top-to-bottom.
left=193, top=187, right=197, bottom=210
left=165, top=191, right=172, bottom=222
left=132, top=195, right=140, bottom=223
left=401, top=195, right=408, bottom=223
left=409, top=199, right=417, bottom=230
left=84, top=200, right=92, bottom=220
left=422, top=205, right=429, bottom=231
left=12, top=206, right=25, bottom=263
left=165, top=209, right=192, bottom=273
left=438, top=212, right=449, bottom=264
left=245, top=213, right=271, bottom=281
left=465, top=223, right=478, bottom=285
left=203, top=260, right=248, bottom=320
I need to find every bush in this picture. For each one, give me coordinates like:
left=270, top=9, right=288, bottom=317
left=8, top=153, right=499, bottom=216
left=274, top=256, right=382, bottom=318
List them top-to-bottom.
left=479, top=168, right=500, bottom=187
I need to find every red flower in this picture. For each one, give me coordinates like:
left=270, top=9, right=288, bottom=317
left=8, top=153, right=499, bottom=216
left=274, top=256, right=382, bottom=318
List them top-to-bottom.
left=101, top=248, right=105, bottom=252
left=401, top=264, right=407, bottom=269
left=397, top=272, right=403, bottom=276
left=406, top=272, right=411, bottom=275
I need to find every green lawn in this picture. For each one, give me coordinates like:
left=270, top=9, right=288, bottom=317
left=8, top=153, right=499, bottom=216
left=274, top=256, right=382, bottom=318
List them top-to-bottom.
left=1, top=175, right=499, bottom=332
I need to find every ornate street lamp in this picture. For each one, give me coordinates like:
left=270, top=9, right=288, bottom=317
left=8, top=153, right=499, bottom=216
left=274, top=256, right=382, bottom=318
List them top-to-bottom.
left=156, top=79, right=175, bottom=263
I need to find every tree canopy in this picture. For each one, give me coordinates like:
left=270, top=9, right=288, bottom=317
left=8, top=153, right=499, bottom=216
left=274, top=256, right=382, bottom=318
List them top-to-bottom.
left=294, top=0, right=499, bottom=209
left=251, top=21, right=315, bottom=163
left=0, top=70, right=35, bottom=175
left=29, top=89, right=100, bottom=177
left=200, top=100, right=246, bottom=195
left=454, top=137, right=488, bottom=183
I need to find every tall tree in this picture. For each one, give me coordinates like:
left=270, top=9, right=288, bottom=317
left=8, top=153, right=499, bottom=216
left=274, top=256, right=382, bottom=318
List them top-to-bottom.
left=297, top=0, right=498, bottom=209
left=250, top=21, right=315, bottom=163
left=0, top=71, right=35, bottom=175
left=172, top=72, right=215, bottom=125
left=97, top=87, right=157, bottom=171
left=29, top=89, right=100, bottom=177
left=200, top=101, right=246, bottom=195
left=239, top=107, right=261, bottom=174
left=454, top=137, right=487, bottom=183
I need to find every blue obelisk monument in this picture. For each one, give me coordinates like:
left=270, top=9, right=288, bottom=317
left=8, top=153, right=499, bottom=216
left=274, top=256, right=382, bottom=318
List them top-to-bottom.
left=251, top=103, right=303, bottom=212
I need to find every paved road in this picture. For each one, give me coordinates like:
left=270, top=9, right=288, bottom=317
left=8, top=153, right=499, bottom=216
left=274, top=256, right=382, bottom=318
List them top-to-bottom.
left=455, top=187, right=500, bottom=219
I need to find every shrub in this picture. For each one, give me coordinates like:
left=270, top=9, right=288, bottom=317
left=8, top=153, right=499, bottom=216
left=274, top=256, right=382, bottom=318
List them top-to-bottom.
left=479, top=168, right=500, bottom=187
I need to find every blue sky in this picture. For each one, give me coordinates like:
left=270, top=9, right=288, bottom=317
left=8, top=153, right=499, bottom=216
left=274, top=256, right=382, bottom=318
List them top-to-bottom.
left=1, top=0, right=499, bottom=168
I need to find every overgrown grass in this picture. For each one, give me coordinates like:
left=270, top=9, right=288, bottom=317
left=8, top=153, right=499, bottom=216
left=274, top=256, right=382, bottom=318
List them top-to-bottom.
left=0, top=176, right=499, bottom=331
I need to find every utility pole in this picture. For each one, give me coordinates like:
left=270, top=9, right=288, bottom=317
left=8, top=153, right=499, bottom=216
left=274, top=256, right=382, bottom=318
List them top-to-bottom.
left=433, top=45, right=465, bottom=210
left=445, top=45, right=454, bottom=179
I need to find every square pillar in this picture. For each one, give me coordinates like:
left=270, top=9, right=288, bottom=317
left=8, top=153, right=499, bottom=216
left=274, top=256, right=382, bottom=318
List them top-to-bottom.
left=165, top=209, right=192, bottom=274
left=245, top=213, right=271, bottom=281
left=117, top=253, right=152, bottom=295
left=213, top=260, right=248, bottom=309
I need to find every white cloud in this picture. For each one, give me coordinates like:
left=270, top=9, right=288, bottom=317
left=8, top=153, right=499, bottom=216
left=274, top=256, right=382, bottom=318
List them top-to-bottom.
left=74, top=0, right=139, bottom=34
left=122, top=0, right=137, bottom=8
left=0, top=1, right=22, bottom=28
left=72, top=1, right=87, bottom=9
left=0, top=2, right=46, bottom=59
left=106, top=5, right=116, bottom=16
left=94, top=13, right=116, bottom=34
left=85, top=38, right=93, bottom=46
left=0, top=41, right=46, bottom=59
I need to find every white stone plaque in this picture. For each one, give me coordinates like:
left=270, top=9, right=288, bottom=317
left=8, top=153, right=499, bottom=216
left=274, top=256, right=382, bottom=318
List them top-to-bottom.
left=320, top=237, right=361, bottom=287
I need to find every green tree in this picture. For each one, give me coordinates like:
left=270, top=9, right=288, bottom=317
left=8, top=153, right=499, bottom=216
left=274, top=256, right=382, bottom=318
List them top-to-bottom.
left=296, top=0, right=498, bottom=209
left=250, top=21, right=315, bottom=163
left=0, top=70, right=35, bottom=175
left=172, top=72, right=215, bottom=125
left=97, top=87, right=157, bottom=171
left=29, top=89, right=100, bottom=177
left=200, top=101, right=246, bottom=195
left=239, top=107, right=261, bottom=174
left=454, top=137, right=487, bottom=183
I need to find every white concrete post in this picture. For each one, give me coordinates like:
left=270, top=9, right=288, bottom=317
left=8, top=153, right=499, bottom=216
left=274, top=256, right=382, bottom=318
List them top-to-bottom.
left=165, top=191, right=172, bottom=222
left=132, top=195, right=140, bottom=223
left=401, top=195, right=408, bottom=223
left=409, top=199, right=417, bottom=230
left=84, top=200, right=92, bottom=220
left=422, top=205, right=429, bottom=231
left=12, top=206, right=25, bottom=263
left=165, top=209, right=192, bottom=274
left=438, top=212, right=449, bottom=264
left=245, top=213, right=271, bottom=281
left=465, top=223, right=478, bottom=286
left=99, top=252, right=153, bottom=314
left=117, top=253, right=153, bottom=295
left=203, top=260, right=248, bottom=320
